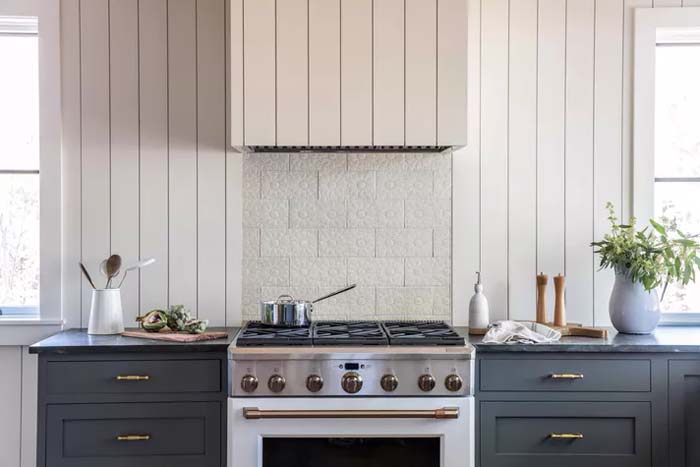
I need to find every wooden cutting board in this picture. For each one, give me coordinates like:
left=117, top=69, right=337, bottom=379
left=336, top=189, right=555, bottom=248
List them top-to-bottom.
left=469, top=321, right=608, bottom=339
left=122, top=329, right=229, bottom=342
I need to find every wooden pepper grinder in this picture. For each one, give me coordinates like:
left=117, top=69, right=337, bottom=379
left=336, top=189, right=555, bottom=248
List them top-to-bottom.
left=536, top=273, right=548, bottom=324
left=553, top=274, right=566, bottom=327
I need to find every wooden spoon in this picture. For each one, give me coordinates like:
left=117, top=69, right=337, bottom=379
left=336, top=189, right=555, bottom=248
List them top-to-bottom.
left=104, top=254, right=122, bottom=288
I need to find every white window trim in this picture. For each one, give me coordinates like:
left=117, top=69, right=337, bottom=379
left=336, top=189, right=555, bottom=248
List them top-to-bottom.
left=0, top=1, right=64, bottom=342
left=634, top=7, right=700, bottom=325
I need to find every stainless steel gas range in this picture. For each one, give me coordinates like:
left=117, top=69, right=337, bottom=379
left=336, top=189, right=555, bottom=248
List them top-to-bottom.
left=228, top=321, right=475, bottom=467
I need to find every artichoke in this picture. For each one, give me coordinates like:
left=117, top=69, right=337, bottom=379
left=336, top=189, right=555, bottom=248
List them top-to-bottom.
left=165, top=304, right=191, bottom=331
left=135, top=309, right=167, bottom=332
left=183, top=319, right=209, bottom=334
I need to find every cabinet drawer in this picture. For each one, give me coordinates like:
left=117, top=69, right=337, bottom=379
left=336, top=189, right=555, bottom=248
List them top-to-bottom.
left=480, top=358, right=650, bottom=392
left=46, top=359, right=221, bottom=395
left=481, top=401, right=651, bottom=467
left=46, top=402, right=221, bottom=467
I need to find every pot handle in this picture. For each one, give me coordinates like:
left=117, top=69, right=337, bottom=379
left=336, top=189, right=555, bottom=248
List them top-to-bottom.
left=312, top=284, right=357, bottom=304
left=276, top=294, right=295, bottom=303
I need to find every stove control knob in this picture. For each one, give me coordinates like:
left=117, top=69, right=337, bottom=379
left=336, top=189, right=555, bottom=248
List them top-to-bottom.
left=341, top=372, right=363, bottom=394
left=240, top=374, right=259, bottom=393
left=268, top=374, right=286, bottom=393
left=306, top=374, right=324, bottom=393
left=380, top=374, right=399, bottom=392
left=418, top=374, right=436, bottom=392
left=445, top=374, right=463, bottom=392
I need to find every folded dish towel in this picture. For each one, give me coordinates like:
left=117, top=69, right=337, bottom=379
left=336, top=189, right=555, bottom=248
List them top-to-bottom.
left=482, top=321, right=562, bottom=344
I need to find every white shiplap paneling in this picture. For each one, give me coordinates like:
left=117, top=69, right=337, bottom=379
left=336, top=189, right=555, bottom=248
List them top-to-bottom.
left=0, top=347, right=21, bottom=467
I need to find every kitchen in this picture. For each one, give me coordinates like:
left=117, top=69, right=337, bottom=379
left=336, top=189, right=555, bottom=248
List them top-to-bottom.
left=2, top=0, right=700, bottom=466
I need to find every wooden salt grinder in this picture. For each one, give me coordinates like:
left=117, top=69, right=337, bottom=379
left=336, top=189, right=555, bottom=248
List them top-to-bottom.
left=536, top=273, right=548, bottom=324
left=553, top=274, right=566, bottom=327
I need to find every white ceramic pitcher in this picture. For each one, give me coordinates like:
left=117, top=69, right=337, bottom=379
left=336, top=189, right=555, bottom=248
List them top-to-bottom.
left=88, top=289, right=124, bottom=335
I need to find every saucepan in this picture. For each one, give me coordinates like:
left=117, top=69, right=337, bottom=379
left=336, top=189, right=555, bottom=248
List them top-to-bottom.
left=260, top=284, right=357, bottom=327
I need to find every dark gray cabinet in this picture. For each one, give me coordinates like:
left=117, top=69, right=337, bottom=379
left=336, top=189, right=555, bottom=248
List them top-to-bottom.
left=36, top=352, right=228, bottom=467
left=669, top=360, right=700, bottom=467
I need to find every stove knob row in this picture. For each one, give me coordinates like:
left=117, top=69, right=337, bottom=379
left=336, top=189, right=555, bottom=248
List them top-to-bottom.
left=341, top=372, right=363, bottom=394
left=240, top=374, right=259, bottom=393
left=268, top=374, right=286, bottom=393
left=306, top=374, right=324, bottom=392
left=380, top=374, right=399, bottom=392
left=418, top=374, right=436, bottom=392
left=445, top=374, right=463, bottom=392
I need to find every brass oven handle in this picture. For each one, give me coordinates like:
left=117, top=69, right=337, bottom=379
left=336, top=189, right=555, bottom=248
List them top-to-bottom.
left=549, top=373, right=584, bottom=380
left=115, top=375, right=150, bottom=381
left=243, top=407, right=459, bottom=420
left=548, top=433, right=584, bottom=440
left=117, top=435, right=151, bottom=441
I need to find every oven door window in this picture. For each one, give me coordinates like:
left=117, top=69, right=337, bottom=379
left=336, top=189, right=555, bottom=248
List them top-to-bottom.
left=262, top=437, right=440, bottom=467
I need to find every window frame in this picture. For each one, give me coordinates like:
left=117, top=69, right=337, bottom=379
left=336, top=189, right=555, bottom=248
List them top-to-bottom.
left=0, top=0, right=62, bottom=344
left=634, top=7, right=700, bottom=325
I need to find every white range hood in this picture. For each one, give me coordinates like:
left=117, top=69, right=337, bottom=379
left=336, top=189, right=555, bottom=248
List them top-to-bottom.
left=229, top=0, right=468, bottom=152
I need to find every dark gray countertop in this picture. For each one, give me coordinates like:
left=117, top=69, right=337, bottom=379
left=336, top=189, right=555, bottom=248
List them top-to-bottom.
left=456, top=326, right=700, bottom=353
left=29, top=327, right=239, bottom=354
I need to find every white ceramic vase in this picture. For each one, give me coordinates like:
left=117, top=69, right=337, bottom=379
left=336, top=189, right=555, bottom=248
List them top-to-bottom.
left=609, top=271, right=660, bottom=335
left=88, top=289, right=124, bottom=335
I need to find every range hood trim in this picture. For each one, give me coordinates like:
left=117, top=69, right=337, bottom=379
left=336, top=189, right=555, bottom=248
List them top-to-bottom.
left=232, top=145, right=461, bottom=154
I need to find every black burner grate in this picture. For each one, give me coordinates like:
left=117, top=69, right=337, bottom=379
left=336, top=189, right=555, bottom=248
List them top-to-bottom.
left=235, top=321, right=313, bottom=347
left=313, top=321, right=389, bottom=346
left=382, top=321, right=465, bottom=346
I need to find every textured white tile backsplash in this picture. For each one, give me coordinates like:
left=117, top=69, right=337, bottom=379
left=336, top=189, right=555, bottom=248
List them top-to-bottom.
left=242, top=152, right=452, bottom=321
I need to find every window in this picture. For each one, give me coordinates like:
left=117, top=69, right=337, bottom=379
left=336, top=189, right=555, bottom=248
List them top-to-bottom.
left=634, top=8, right=700, bottom=322
left=0, top=17, right=39, bottom=318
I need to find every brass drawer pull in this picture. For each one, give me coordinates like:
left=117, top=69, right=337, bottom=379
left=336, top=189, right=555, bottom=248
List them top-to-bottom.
left=549, top=373, right=584, bottom=380
left=115, top=375, right=150, bottom=381
left=243, top=407, right=459, bottom=420
left=549, top=433, right=584, bottom=440
left=117, top=435, right=150, bottom=441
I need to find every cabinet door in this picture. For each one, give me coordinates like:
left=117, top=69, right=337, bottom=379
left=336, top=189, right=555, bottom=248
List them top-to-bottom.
left=243, top=0, right=276, bottom=145
left=340, top=0, right=373, bottom=145
left=373, top=0, right=404, bottom=145
left=670, top=361, right=700, bottom=466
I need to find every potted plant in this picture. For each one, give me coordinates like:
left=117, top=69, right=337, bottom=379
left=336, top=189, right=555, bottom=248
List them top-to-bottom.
left=592, top=202, right=700, bottom=334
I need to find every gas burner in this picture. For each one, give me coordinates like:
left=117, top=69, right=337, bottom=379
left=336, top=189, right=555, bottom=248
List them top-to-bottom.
left=236, top=321, right=312, bottom=347
left=313, top=321, right=389, bottom=346
left=383, top=321, right=465, bottom=346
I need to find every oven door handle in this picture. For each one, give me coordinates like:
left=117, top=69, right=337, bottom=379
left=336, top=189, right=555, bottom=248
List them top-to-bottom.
left=242, top=407, right=459, bottom=420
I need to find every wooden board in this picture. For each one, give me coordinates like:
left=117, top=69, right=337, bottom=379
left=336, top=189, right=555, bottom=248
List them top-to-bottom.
left=469, top=321, right=607, bottom=339
left=122, top=330, right=229, bottom=343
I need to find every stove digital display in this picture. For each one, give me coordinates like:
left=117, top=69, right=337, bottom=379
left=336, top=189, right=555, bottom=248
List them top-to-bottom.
left=344, top=363, right=360, bottom=370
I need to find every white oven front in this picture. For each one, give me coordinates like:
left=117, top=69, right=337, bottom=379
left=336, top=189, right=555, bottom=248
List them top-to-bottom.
left=228, top=396, right=474, bottom=467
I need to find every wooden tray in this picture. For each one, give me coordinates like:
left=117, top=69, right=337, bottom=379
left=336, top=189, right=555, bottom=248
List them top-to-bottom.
left=468, top=321, right=607, bottom=339
left=122, top=329, right=229, bottom=343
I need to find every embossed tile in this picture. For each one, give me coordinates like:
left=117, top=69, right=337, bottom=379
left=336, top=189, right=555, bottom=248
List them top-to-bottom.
left=243, top=152, right=290, bottom=171
left=290, top=152, right=347, bottom=172
left=348, top=152, right=405, bottom=171
left=405, top=152, right=451, bottom=171
left=242, top=168, right=261, bottom=198
left=376, top=170, right=433, bottom=199
left=433, top=170, right=452, bottom=199
left=262, top=171, right=318, bottom=199
left=319, top=171, right=375, bottom=200
left=242, top=199, right=289, bottom=228
left=290, top=199, right=346, bottom=228
left=347, top=199, right=403, bottom=228
left=405, top=199, right=450, bottom=228
left=243, top=228, right=260, bottom=257
left=261, top=229, right=318, bottom=257
left=319, top=229, right=375, bottom=257
left=376, top=229, right=432, bottom=257
left=433, top=229, right=451, bottom=257
left=243, top=257, right=289, bottom=286
left=290, top=257, right=347, bottom=286
left=405, top=257, right=450, bottom=286
left=347, top=258, right=404, bottom=286
left=242, top=286, right=260, bottom=319
left=313, top=286, right=375, bottom=319
left=261, top=287, right=318, bottom=302
left=376, top=287, right=433, bottom=317
left=432, top=287, right=451, bottom=318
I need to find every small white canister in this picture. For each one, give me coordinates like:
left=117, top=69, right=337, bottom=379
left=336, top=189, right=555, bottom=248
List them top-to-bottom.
left=88, top=289, right=124, bottom=335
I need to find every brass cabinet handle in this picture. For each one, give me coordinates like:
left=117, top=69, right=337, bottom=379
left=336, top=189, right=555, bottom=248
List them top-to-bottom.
left=549, top=373, right=584, bottom=379
left=115, top=375, right=150, bottom=381
left=243, top=407, right=459, bottom=420
left=549, top=433, right=584, bottom=440
left=117, top=435, right=150, bottom=441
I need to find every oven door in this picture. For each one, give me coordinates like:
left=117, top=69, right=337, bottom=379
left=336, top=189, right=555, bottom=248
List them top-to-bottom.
left=229, top=397, right=473, bottom=467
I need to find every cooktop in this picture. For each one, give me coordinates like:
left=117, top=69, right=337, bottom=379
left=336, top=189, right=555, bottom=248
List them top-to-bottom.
left=235, top=320, right=465, bottom=347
